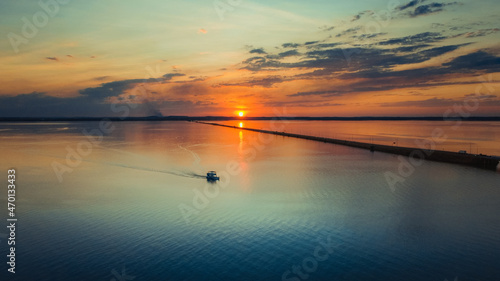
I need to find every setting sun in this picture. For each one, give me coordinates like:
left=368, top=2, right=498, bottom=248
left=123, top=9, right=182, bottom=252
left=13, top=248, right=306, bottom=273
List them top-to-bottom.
left=238, top=111, right=244, bottom=117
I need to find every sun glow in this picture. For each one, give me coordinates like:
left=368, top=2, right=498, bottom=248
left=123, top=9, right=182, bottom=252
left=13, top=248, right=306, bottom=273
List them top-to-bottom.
left=238, top=111, right=244, bottom=117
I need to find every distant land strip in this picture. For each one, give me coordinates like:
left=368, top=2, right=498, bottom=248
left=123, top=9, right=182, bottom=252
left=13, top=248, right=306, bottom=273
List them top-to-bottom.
left=1, top=116, right=500, bottom=122
left=196, top=121, right=500, bottom=172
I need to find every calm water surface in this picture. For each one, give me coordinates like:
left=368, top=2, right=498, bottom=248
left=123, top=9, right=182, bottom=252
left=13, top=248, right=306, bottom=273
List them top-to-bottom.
left=219, top=120, right=500, bottom=156
left=0, top=121, right=499, bottom=281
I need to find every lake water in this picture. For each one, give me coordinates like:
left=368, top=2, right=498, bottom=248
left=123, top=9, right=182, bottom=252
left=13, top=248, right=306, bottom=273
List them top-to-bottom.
left=219, top=120, right=500, bottom=156
left=0, top=121, right=499, bottom=281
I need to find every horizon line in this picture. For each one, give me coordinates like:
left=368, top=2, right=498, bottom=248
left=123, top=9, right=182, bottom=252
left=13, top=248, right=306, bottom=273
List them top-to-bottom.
left=1, top=116, right=500, bottom=121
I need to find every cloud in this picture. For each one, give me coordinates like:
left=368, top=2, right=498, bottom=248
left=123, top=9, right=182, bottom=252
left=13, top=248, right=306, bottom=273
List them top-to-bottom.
left=397, top=0, right=427, bottom=11
left=396, top=1, right=461, bottom=17
left=5, top=3, right=499, bottom=117
left=411, top=3, right=445, bottom=17
left=351, top=10, right=373, bottom=22
left=352, top=15, right=361, bottom=22
left=238, top=19, right=494, bottom=92
left=319, top=25, right=335, bottom=32
left=238, top=26, right=499, bottom=100
left=336, top=26, right=362, bottom=37
left=198, top=28, right=207, bottom=34
left=464, top=28, right=500, bottom=38
left=354, top=32, right=387, bottom=40
left=378, top=32, right=446, bottom=45
left=281, top=41, right=327, bottom=50
left=244, top=42, right=458, bottom=73
left=282, top=43, right=301, bottom=48
left=308, top=43, right=341, bottom=49
left=338, top=44, right=473, bottom=79
left=393, top=44, right=431, bottom=52
left=249, top=48, right=267, bottom=54
left=277, top=49, right=300, bottom=58
left=331, top=49, right=500, bottom=95
left=442, top=50, right=500, bottom=73
left=243, top=56, right=267, bottom=65
left=0, top=73, right=217, bottom=118
left=77, top=73, right=186, bottom=102
left=162, top=73, right=186, bottom=81
left=93, top=76, right=110, bottom=81
left=185, top=76, right=208, bottom=83
left=215, top=76, right=287, bottom=88
left=289, top=78, right=498, bottom=100
left=79, top=79, right=144, bottom=100
left=166, top=82, right=210, bottom=96
left=288, top=90, right=348, bottom=97
left=0, top=91, right=212, bottom=117
left=0, top=92, right=103, bottom=117
left=0, top=92, right=151, bottom=117
left=465, top=93, right=498, bottom=99
left=379, top=96, right=500, bottom=107
left=379, top=97, right=455, bottom=107
left=261, top=100, right=345, bottom=108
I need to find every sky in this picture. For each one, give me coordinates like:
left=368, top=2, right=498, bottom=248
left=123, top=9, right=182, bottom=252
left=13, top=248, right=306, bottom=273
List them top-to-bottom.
left=0, top=0, right=500, bottom=117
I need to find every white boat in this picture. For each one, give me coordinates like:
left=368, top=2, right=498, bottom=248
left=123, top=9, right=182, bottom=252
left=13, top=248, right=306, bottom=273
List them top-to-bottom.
left=206, top=171, right=220, bottom=181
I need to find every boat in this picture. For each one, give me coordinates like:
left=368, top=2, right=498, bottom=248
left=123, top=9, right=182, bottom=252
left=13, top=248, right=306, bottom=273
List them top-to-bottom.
left=206, top=171, right=220, bottom=181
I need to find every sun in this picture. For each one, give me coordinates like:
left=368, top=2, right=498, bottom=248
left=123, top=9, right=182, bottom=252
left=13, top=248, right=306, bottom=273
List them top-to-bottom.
left=238, top=111, right=244, bottom=117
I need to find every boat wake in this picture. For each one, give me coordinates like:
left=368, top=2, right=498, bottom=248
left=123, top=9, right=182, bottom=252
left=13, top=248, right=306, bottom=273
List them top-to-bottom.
left=92, top=144, right=207, bottom=178
left=32, top=150, right=206, bottom=180
left=100, top=161, right=206, bottom=179
left=182, top=171, right=207, bottom=179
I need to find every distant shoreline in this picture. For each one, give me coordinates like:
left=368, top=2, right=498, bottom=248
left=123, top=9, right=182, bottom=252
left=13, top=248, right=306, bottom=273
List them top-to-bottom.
left=1, top=116, right=500, bottom=122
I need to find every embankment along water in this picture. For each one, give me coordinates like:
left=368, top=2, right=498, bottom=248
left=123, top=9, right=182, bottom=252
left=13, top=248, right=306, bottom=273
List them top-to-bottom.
left=196, top=121, right=500, bottom=172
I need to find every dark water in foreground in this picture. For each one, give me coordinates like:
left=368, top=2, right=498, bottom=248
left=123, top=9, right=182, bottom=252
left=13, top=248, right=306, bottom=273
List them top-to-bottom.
left=0, top=121, right=499, bottom=281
